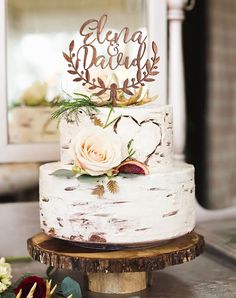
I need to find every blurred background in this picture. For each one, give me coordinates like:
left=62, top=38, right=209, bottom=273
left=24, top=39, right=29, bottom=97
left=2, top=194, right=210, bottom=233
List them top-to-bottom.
left=1, top=0, right=236, bottom=211
left=1, top=0, right=148, bottom=200
left=7, top=0, right=147, bottom=145
left=184, top=0, right=236, bottom=209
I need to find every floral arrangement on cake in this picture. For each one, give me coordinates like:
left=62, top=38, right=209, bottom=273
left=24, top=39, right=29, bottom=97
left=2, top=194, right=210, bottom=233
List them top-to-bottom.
left=49, top=90, right=162, bottom=197
left=50, top=90, right=164, bottom=198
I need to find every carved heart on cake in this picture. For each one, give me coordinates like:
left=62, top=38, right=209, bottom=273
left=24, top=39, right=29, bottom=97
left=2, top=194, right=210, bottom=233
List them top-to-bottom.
left=113, top=116, right=162, bottom=164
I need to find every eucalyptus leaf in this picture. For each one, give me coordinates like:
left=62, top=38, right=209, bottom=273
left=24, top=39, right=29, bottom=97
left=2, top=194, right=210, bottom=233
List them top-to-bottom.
left=49, top=169, right=75, bottom=178
left=77, top=175, right=103, bottom=184
left=61, top=277, right=82, bottom=298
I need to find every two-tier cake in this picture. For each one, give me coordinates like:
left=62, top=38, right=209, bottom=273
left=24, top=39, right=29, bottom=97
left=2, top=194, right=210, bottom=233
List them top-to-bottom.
left=39, top=14, right=195, bottom=247
left=39, top=102, right=195, bottom=246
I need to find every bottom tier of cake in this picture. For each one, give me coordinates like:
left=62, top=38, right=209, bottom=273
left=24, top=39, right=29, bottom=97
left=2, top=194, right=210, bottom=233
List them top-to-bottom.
left=39, top=162, right=195, bottom=245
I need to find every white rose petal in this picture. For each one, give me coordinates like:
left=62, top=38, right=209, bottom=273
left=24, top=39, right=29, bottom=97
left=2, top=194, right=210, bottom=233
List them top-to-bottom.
left=71, top=127, right=124, bottom=176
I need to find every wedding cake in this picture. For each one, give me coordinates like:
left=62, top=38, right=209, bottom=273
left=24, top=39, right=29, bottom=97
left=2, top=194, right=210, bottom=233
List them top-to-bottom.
left=39, top=15, right=195, bottom=247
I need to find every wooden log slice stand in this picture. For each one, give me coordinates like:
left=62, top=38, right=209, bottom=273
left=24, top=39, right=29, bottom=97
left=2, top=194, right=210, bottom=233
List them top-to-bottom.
left=27, top=231, right=204, bottom=294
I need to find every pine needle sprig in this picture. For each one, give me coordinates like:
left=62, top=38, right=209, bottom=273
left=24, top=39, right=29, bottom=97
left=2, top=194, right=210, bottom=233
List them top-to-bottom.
left=51, top=93, right=99, bottom=120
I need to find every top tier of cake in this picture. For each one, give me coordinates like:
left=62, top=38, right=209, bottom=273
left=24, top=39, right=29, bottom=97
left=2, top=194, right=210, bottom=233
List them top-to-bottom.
left=59, top=104, right=173, bottom=173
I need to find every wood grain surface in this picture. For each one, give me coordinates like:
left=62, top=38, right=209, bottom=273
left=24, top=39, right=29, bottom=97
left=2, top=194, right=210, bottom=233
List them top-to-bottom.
left=27, top=231, right=204, bottom=273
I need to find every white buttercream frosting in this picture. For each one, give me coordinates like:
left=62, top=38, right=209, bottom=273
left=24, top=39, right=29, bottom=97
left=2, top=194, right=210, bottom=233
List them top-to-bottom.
left=39, top=104, right=196, bottom=245
left=59, top=105, right=173, bottom=171
left=39, top=161, right=195, bottom=244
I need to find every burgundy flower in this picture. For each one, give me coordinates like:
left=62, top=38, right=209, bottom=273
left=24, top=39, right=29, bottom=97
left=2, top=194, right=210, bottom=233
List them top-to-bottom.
left=15, top=276, right=46, bottom=298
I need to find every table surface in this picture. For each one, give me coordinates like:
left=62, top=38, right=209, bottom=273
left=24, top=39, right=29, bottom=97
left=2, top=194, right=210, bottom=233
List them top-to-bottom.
left=1, top=202, right=236, bottom=298
left=11, top=253, right=236, bottom=298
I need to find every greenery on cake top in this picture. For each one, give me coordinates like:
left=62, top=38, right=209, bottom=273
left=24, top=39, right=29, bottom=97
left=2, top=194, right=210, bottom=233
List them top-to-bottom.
left=50, top=87, right=156, bottom=121
left=51, top=93, right=99, bottom=120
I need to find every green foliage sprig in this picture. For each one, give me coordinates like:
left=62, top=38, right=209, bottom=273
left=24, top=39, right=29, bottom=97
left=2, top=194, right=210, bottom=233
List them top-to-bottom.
left=51, top=93, right=99, bottom=121
left=103, top=106, right=121, bottom=129
left=127, top=139, right=136, bottom=159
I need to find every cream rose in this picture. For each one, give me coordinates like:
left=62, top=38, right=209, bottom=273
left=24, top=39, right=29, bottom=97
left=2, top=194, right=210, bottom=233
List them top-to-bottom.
left=71, top=127, right=124, bottom=176
left=0, top=258, right=12, bottom=294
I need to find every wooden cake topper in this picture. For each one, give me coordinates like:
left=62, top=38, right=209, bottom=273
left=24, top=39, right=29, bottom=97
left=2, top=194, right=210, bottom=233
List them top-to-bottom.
left=63, top=14, right=160, bottom=105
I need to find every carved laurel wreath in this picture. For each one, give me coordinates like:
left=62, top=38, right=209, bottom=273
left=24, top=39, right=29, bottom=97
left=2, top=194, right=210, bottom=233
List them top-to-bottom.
left=63, top=40, right=160, bottom=103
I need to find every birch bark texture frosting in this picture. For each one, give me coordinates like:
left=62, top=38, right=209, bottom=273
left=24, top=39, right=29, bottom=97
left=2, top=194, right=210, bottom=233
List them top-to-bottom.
left=39, top=104, right=196, bottom=245
left=60, top=104, right=173, bottom=172
left=40, top=161, right=195, bottom=244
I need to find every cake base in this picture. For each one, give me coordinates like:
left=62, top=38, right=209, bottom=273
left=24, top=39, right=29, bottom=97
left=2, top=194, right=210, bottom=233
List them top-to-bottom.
left=40, top=161, right=195, bottom=245
left=27, top=231, right=204, bottom=294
